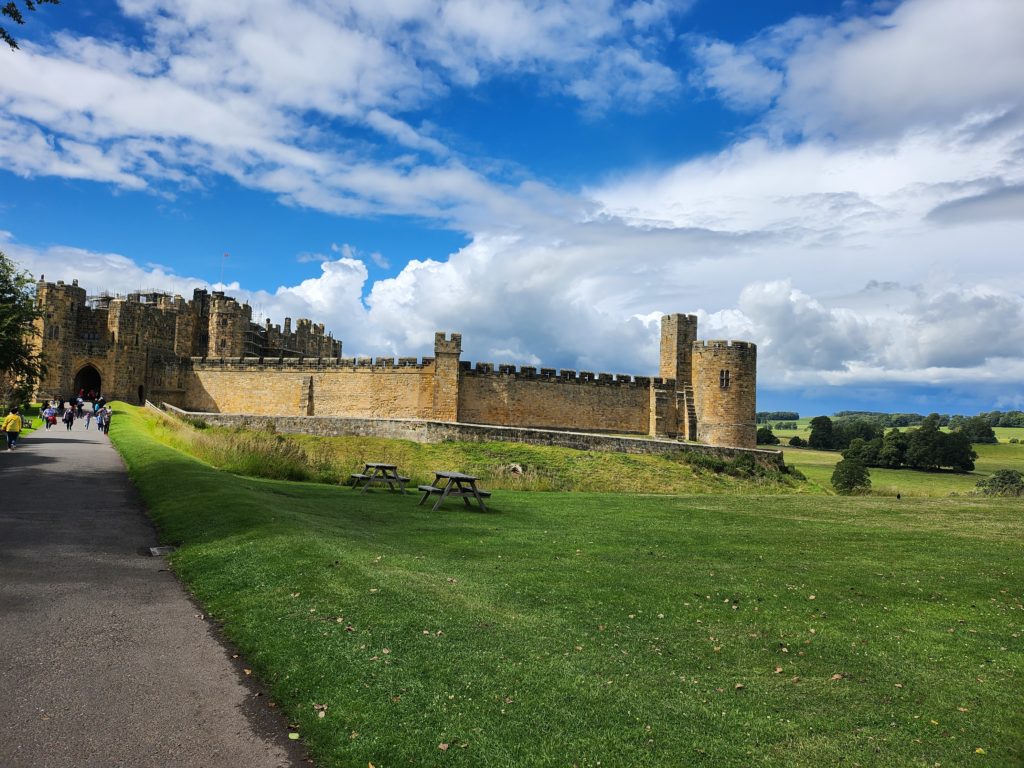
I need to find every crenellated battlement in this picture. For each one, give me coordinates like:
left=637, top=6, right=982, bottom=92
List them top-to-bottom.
left=434, top=331, right=462, bottom=356
left=694, top=340, right=757, bottom=352
left=191, top=355, right=432, bottom=371
left=458, top=361, right=672, bottom=388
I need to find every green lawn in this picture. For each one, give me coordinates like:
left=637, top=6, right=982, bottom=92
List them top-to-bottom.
left=109, top=405, right=1024, bottom=767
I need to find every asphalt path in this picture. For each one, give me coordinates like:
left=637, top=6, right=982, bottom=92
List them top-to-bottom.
left=0, top=419, right=306, bottom=768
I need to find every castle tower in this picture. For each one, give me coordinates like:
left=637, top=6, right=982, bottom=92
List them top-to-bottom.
left=33, top=278, right=89, bottom=398
left=207, top=294, right=251, bottom=357
left=658, top=314, right=699, bottom=440
left=659, top=314, right=698, bottom=386
left=431, top=332, right=462, bottom=422
left=692, top=340, right=757, bottom=449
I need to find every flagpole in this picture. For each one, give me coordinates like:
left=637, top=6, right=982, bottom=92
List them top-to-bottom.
left=220, top=252, right=229, bottom=287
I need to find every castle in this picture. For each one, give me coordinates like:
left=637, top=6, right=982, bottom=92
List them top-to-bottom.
left=31, top=277, right=758, bottom=448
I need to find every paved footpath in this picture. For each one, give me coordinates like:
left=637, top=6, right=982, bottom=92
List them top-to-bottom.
left=0, top=422, right=306, bottom=768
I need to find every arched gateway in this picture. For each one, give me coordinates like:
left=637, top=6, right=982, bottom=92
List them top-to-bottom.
left=73, top=365, right=102, bottom=398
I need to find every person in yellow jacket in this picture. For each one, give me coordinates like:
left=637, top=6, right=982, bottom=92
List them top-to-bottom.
left=3, top=407, right=23, bottom=451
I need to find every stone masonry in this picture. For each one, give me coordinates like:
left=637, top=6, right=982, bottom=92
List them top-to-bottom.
left=33, top=279, right=758, bottom=448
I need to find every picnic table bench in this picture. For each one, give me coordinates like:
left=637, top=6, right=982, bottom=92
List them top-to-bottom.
left=350, top=463, right=408, bottom=493
left=417, top=471, right=491, bottom=511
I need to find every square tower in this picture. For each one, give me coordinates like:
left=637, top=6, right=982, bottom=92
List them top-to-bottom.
left=659, top=314, right=698, bottom=388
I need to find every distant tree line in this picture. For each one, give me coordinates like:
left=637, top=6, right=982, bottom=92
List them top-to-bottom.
left=830, top=409, right=1024, bottom=429
left=756, top=411, right=799, bottom=423
left=949, top=411, right=1024, bottom=428
left=806, top=414, right=977, bottom=472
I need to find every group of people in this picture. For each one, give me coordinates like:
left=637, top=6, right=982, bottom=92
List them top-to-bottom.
left=3, top=392, right=115, bottom=452
left=42, top=396, right=113, bottom=434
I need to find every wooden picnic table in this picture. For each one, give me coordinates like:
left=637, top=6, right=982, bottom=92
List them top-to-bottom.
left=350, top=462, right=408, bottom=494
left=417, top=471, right=491, bottom=511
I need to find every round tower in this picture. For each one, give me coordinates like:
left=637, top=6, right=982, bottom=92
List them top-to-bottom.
left=692, top=340, right=757, bottom=448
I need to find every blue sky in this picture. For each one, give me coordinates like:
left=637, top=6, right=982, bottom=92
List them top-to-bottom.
left=2, top=0, right=1023, bottom=416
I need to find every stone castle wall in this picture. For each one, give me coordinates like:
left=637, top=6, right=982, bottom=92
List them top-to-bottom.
left=35, top=278, right=760, bottom=449
left=184, top=357, right=436, bottom=418
left=457, top=366, right=652, bottom=434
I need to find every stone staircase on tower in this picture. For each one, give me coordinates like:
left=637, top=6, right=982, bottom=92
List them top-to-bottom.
left=678, top=384, right=698, bottom=441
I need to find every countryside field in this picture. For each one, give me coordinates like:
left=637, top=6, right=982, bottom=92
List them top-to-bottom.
left=111, top=406, right=1024, bottom=767
left=766, top=420, right=1024, bottom=497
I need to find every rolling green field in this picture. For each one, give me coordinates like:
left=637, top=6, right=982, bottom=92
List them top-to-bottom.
left=110, top=406, right=1024, bottom=767
left=762, top=419, right=1024, bottom=497
left=782, top=441, right=1024, bottom=497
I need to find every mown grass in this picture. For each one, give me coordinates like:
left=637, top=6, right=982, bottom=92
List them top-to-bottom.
left=110, top=405, right=1024, bottom=767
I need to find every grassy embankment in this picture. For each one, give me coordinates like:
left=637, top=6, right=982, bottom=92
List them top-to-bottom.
left=110, top=405, right=1023, bottom=767
left=165, top=414, right=807, bottom=495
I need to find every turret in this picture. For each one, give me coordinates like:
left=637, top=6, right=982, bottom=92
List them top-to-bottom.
left=207, top=296, right=251, bottom=357
left=431, top=332, right=462, bottom=421
left=692, top=340, right=757, bottom=448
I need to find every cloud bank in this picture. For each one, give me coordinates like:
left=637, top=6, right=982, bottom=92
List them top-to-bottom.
left=3, top=0, right=1024, bottom=410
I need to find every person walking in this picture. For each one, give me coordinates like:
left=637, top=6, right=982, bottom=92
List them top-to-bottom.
left=101, top=406, right=113, bottom=435
left=63, top=407, right=75, bottom=431
left=3, top=408, right=22, bottom=451
left=84, top=408, right=93, bottom=430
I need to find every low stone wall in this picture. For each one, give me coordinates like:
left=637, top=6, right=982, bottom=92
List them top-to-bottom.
left=162, top=404, right=785, bottom=468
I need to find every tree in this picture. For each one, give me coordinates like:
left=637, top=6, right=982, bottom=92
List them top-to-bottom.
left=1, top=0, right=59, bottom=51
left=0, top=251, right=42, bottom=406
left=905, top=413, right=977, bottom=472
left=906, top=414, right=945, bottom=470
left=956, top=415, right=998, bottom=444
left=808, top=416, right=834, bottom=449
left=832, top=417, right=883, bottom=450
left=756, top=426, right=780, bottom=445
left=877, top=428, right=909, bottom=468
left=939, top=430, right=977, bottom=472
left=788, top=435, right=805, bottom=447
left=842, top=436, right=882, bottom=466
left=831, top=458, right=871, bottom=494
left=975, top=469, right=1024, bottom=497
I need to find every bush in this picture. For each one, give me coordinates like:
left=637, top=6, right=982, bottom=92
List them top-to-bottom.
left=756, top=426, right=780, bottom=445
left=788, top=435, right=805, bottom=447
left=1010, top=438, right=1020, bottom=444
left=684, top=452, right=728, bottom=474
left=726, top=453, right=757, bottom=477
left=831, top=458, right=871, bottom=494
left=784, top=464, right=807, bottom=481
left=975, top=469, right=1024, bottom=497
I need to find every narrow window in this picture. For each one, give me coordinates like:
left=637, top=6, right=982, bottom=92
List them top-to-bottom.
left=719, top=369, right=730, bottom=389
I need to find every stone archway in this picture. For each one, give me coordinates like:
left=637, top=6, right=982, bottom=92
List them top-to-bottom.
left=73, top=364, right=102, bottom=398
